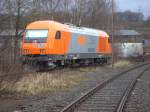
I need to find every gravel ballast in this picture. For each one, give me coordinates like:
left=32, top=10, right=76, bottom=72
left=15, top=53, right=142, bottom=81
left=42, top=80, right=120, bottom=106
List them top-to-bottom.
left=124, top=68, right=150, bottom=112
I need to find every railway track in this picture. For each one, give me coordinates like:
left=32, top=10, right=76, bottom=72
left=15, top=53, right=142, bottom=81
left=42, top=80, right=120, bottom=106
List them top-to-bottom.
left=61, top=62, right=150, bottom=112
left=123, top=67, right=150, bottom=112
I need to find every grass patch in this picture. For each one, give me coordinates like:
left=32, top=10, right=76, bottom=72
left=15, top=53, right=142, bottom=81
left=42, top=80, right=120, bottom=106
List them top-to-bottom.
left=114, top=60, right=133, bottom=68
left=79, top=67, right=97, bottom=72
left=0, top=71, right=87, bottom=95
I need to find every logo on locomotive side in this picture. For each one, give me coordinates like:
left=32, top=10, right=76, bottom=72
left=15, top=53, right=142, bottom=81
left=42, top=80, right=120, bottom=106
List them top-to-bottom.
left=78, top=35, right=86, bottom=45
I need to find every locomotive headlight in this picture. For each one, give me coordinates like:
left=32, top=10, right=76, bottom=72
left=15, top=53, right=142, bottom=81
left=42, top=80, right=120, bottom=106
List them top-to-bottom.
left=23, top=49, right=28, bottom=54
left=98, top=55, right=102, bottom=57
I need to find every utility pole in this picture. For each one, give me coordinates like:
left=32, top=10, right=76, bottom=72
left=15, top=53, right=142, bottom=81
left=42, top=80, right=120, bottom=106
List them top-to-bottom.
left=111, top=0, right=115, bottom=68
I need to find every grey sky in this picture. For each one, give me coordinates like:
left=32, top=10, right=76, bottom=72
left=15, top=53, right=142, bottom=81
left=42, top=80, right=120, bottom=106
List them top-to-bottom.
left=116, top=0, right=150, bottom=18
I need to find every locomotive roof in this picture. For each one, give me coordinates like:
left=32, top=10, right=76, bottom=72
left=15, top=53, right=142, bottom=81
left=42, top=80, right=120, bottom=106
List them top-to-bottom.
left=26, top=20, right=109, bottom=37
left=63, top=22, right=109, bottom=37
left=68, top=26, right=108, bottom=37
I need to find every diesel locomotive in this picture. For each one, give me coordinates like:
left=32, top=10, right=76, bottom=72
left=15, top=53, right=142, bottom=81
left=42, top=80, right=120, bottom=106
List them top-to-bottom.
left=21, top=20, right=112, bottom=70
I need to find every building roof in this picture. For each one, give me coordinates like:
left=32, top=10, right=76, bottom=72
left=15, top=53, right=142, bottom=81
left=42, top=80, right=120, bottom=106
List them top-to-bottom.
left=0, top=30, right=23, bottom=36
left=115, top=30, right=140, bottom=36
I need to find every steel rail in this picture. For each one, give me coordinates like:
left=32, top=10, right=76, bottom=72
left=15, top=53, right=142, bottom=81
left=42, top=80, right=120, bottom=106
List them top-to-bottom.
left=61, top=62, right=150, bottom=112
left=116, top=66, right=150, bottom=112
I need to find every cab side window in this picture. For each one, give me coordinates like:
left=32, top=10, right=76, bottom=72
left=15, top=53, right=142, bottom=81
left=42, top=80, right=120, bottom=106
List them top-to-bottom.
left=55, top=31, right=61, bottom=39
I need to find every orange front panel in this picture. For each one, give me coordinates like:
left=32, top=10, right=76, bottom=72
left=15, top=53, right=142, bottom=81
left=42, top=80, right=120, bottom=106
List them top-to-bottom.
left=97, top=37, right=112, bottom=54
left=22, top=43, right=47, bottom=55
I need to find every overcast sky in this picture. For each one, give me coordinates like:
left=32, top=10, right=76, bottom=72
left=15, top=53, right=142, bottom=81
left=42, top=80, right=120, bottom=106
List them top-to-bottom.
left=116, top=0, right=150, bottom=18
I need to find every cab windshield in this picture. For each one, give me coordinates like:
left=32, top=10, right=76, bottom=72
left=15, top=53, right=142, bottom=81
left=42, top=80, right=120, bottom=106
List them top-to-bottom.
left=25, top=29, right=48, bottom=43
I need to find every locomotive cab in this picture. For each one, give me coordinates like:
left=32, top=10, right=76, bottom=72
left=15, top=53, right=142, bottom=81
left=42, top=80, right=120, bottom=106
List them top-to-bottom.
left=21, top=21, right=70, bottom=70
left=22, top=21, right=51, bottom=55
left=22, top=22, right=51, bottom=70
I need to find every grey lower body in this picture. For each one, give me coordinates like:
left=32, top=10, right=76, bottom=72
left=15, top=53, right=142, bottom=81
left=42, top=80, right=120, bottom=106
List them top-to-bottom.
left=21, top=53, right=111, bottom=71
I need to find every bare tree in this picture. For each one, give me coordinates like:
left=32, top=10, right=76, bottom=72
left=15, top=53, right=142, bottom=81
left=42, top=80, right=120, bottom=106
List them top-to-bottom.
left=0, top=0, right=113, bottom=74
left=4, top=0, right=33, bottom=62
left=32, top=0, right=61, bottom=20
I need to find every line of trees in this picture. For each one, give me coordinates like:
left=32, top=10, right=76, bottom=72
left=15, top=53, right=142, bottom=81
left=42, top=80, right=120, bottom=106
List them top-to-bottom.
left=0, top=0, right=113, bottom=74
left=0, top=0, right=113, bottom=31
left=0, top=0, right=149, bottom=74
left=0, top=0, right=149, bottom=32
left=116, top=10, right=144, bottom=22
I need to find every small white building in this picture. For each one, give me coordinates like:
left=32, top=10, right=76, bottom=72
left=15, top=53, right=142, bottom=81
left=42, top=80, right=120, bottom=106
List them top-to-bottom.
left=113, top=30, right=143, bottom=58
left=143, top=39, right=150, bottom=55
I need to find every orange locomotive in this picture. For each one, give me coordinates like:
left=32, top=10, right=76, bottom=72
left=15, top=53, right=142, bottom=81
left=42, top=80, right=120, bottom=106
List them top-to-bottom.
left=21, top=20, right=112, bottom=70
